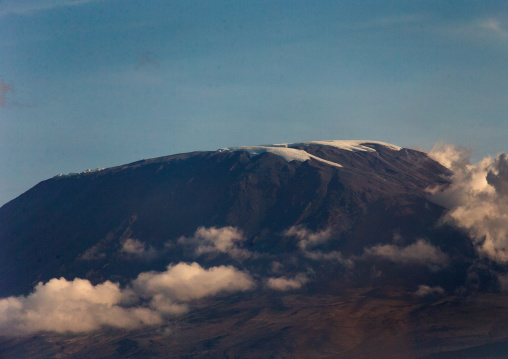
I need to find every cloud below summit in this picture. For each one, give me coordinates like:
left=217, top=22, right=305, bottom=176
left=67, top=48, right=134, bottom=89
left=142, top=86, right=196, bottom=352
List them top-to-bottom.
left=429, top=144, right=508, bottom=263
left=178, top=226, right=252, bottom=259
left=284, top=226, right=333, bottom=251
left=121, top=238, right=157, bottom=260
left=364, top=240, right=448, bottom=268
left=0, top=262, right=255, bottom=335
left=132, top=262, right=255, bottom=304
left=266, top=273, right=309, bottom=291
left=0, top=278, right=162, bottom=335
left=415, top=285, right=445, bottom=298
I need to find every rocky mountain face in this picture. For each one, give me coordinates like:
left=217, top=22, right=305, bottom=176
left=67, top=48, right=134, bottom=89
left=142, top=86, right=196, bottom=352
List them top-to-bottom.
left=0, top=141, right=504, bottom=358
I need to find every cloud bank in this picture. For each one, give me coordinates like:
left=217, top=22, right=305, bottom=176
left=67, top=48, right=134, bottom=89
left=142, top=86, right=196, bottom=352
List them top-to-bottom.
left=429, top=144, right=508, bottom=263
left=178, top=226, right=251, bottom=259
left=283, top=226, right=351, bottom=266
left=284, top=226, right=333, bottom=251
left=121, top=238, right=157, bottom=260
left=364, top=239, right=448, bottom=268
left=0, top=262, right=254, bottom=336
left=132, top=262, right=255, bottom=307
left=266, top=273, right=309, bottom=291
left=0, top=278, right=162, bottom=335
left=415, top=285, right=445, bottom=298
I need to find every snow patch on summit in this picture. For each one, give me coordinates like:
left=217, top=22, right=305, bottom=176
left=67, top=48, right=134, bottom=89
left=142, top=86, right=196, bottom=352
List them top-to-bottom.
left=219, top=140, right=402, bottom=167
left=278, top=140, right=403, bottom=152
left=218, top=146, right=342, bottom=168
left=220, top=146, right=312, bottom=162
left=54, top=168, right=104, bottom=178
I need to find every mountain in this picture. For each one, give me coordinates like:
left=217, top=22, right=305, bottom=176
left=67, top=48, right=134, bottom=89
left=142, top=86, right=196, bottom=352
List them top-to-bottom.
left=0, top=140, right=505, bottom=358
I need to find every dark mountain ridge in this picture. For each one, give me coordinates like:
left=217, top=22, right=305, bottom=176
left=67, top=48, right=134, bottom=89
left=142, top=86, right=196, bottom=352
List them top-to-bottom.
left=0, top=140, right=499, bottom=359
left=0, top=141, right=455, bottom=296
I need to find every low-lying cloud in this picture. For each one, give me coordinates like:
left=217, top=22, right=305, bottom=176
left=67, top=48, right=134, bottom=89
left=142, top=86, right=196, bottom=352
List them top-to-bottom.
left=429, top=144, right=508, bottom=263
left=283, top=225, right=349, bottom=265
left=178, top=226, right=251, bottom=259
left=284, top=226, right=333, bottom=251
left=121, top=238, right=157, bottom=260
left=364, top=239, right=448, bottom=268
left=303, top=249, right=345, bottom=261
left=0, top=262, right=255, bottom=336
left=132, top=262, right=255, bottom=304
left=266, top=273, right=309, bottom=291
left=0, top=278, right=162, bottom=335
left=415, top=285, right=445, bottom=297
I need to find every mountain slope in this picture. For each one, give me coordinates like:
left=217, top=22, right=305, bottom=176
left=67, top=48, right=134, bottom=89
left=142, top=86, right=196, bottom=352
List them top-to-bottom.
left=0, top=140, right=495, bottom=359
left=0, top=141, right=453, bottom=296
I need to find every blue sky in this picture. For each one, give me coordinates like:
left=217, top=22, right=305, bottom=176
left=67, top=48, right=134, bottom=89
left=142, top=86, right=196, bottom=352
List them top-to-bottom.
left=1, top=0, right=507, bottom=205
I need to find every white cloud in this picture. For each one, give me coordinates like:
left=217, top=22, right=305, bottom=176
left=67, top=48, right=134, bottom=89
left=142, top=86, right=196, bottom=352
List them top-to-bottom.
left=0, top=0, right=102, bottom=17
left=441, top=17, right=508, bottom=43
left=477, top=18, right=508, bottom=39
left=428, top=142, right=472, bottom=170
left=429, top=144, right=508, bottom=263
left=178, top=226, right=251, bottom=259
left=283, top=226, right=333, bottom=251
left=283, top=226, right=350, bottom=266
left=121, top=238, right=157, bottom=260
left=122, top=238, right=146, bottom=254
left=364, top=239, right=448, bottom=267
left=79, top=243, right=106, bottom=260
left=303, top=249, right=353, bottom=266
left=270, top=261, right=284, bottom=274
left=0, top=262, right=255, bottom=336
left=132, top=262, right=255, bottom=302
left=265, top=273, right=308, bottom=291
left=0, top=278, right=162, bottom=335
left=415, top=285, right=445, bottom=297
left=148, top=294, right=188, bottom=315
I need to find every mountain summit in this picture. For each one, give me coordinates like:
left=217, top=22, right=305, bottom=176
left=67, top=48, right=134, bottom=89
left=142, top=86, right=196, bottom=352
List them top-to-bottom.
left=0, top=140, right=451, bottom=294
left=1, top=140, right=504, bottom=359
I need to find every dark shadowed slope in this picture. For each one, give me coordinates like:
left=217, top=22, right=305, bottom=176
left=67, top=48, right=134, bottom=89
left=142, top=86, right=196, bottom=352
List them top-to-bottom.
left=1, top=140, right=498, bottom=359
left=0, top=142, right=452, bottom=295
